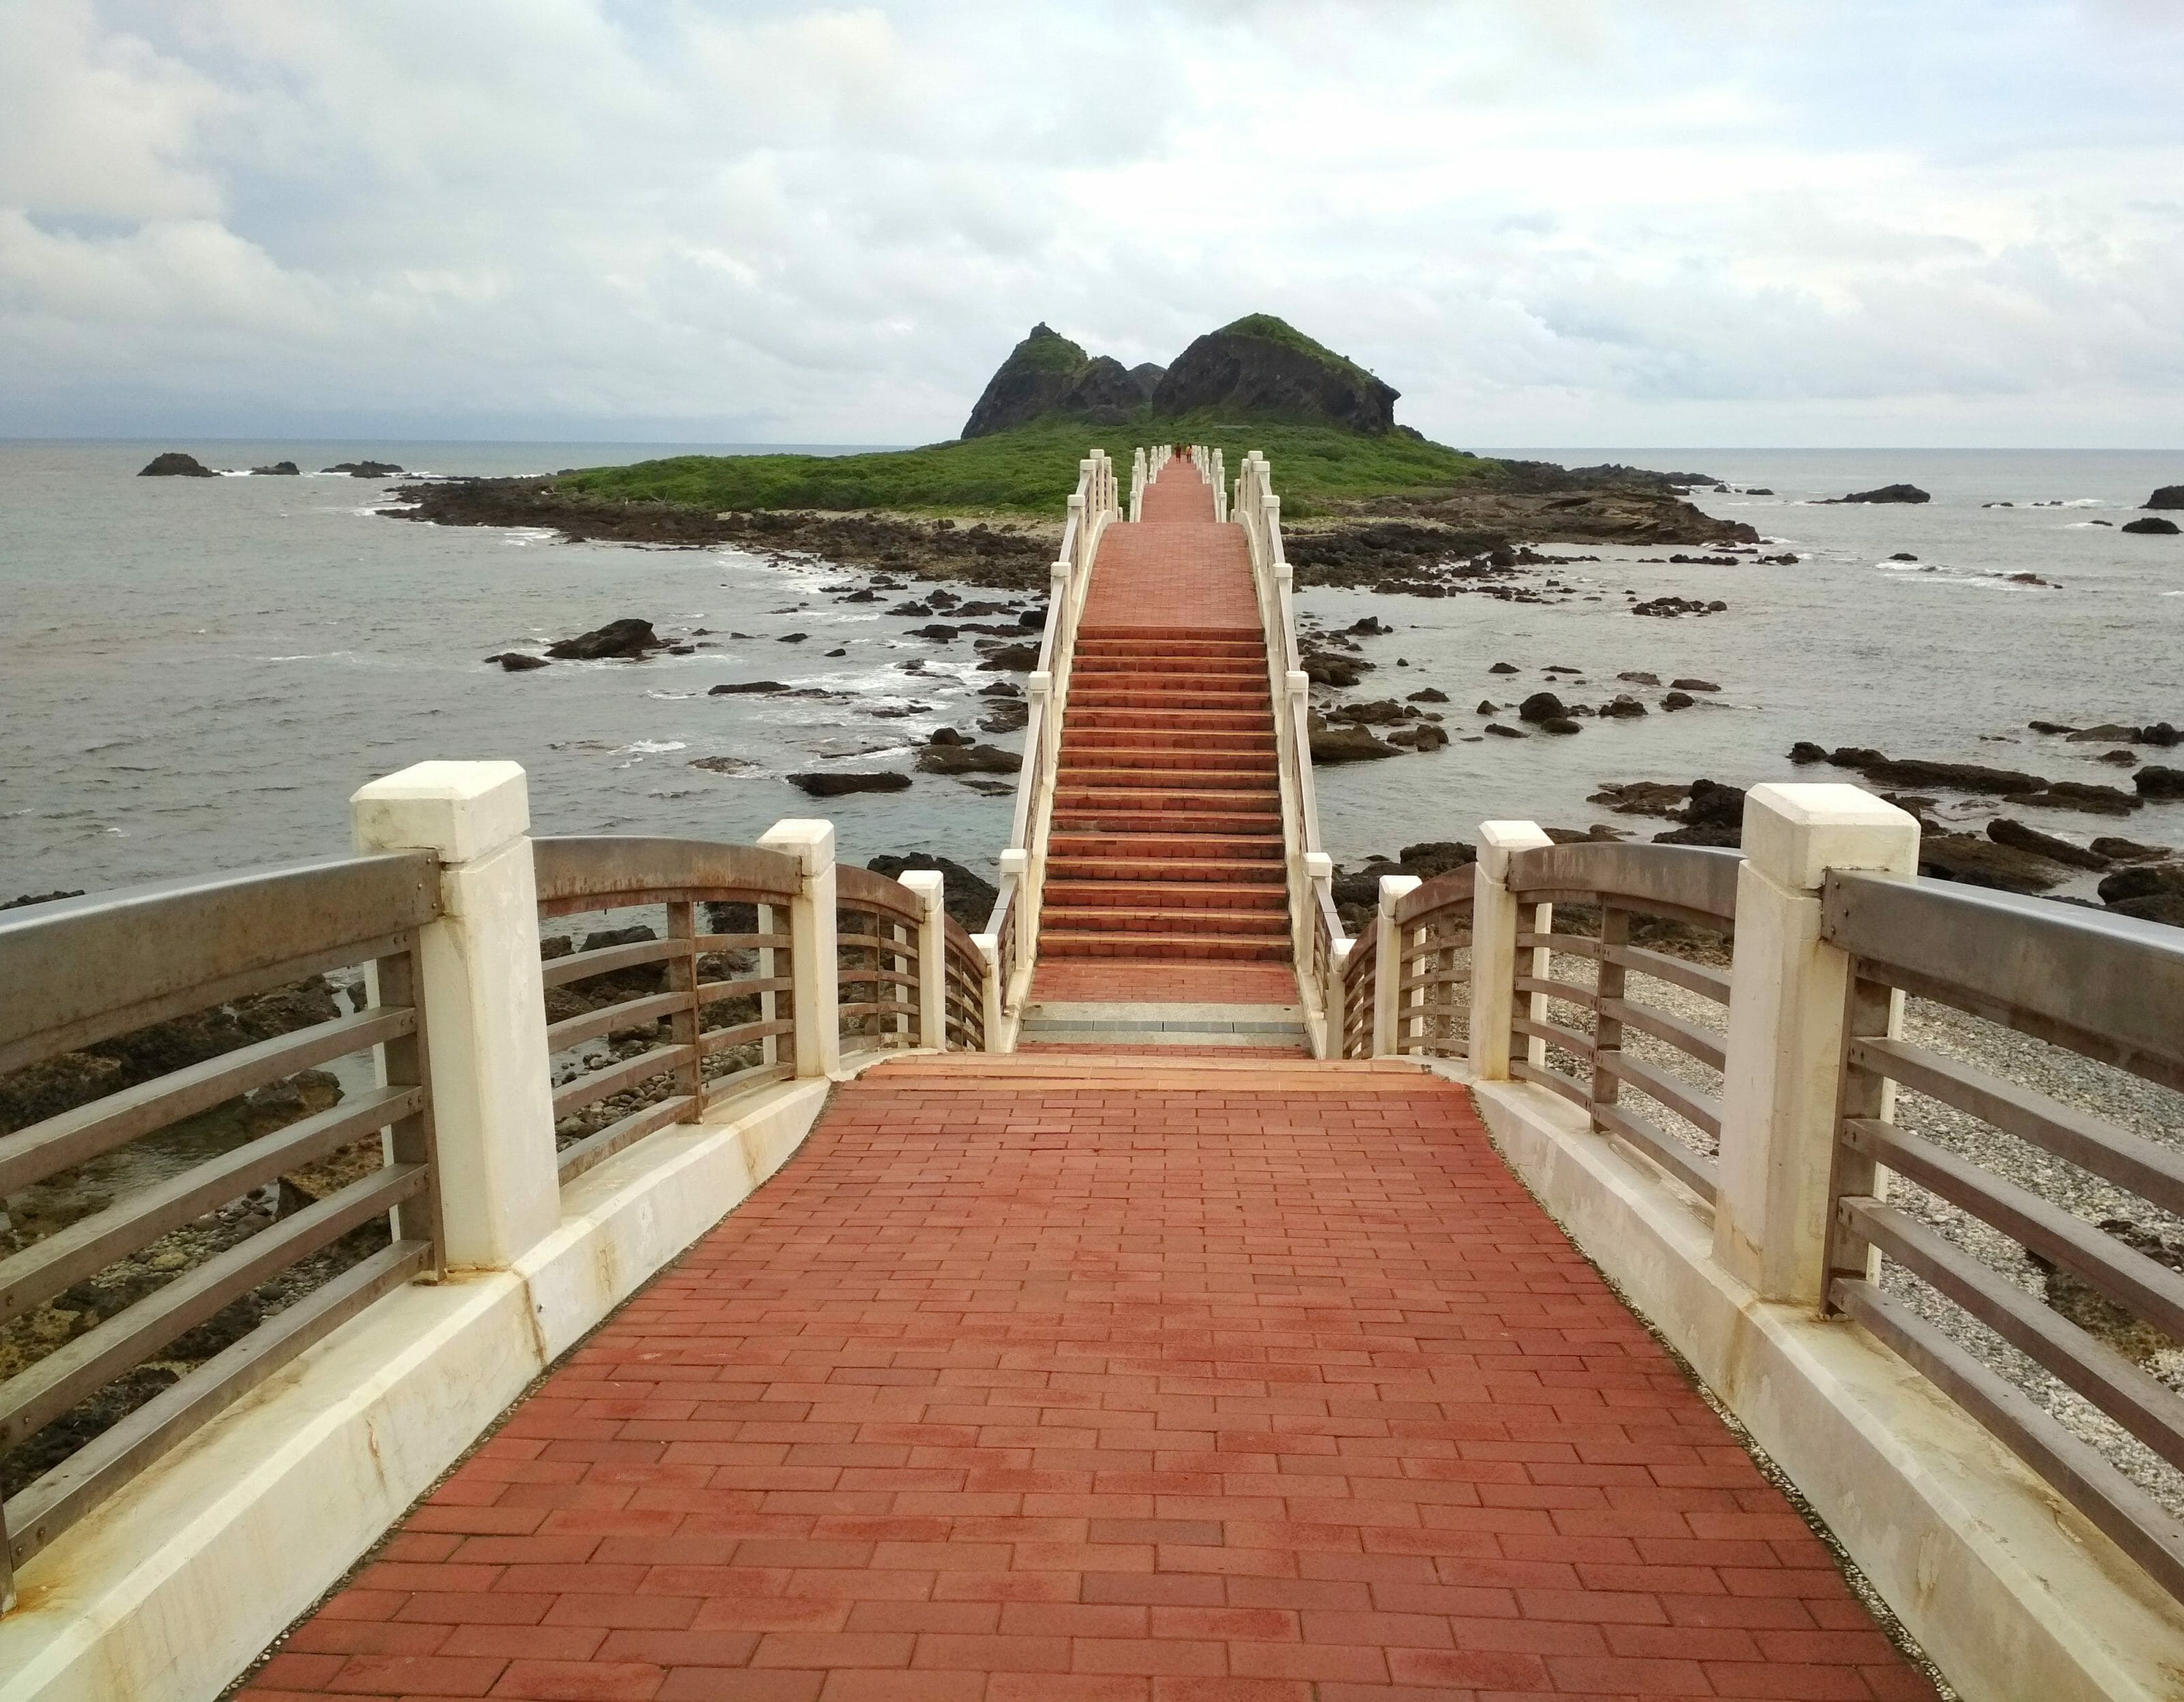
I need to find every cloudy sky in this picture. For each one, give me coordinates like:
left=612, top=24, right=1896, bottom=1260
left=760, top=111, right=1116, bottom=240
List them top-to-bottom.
left=3, top=0, right=2179, bottom=447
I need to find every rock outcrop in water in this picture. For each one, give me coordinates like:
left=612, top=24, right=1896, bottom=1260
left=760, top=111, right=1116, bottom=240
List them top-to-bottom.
left=139, top=452, right=217, bottom=477
left=324, top=461, right=404, bottom=478
left=1824, top=484, right=1931, bottom=504
left=2145, top=486, right=2184, bottom=510
left=2123, top=517, right=2180, bottom=536
left=546, top=618, right=665, bottom=660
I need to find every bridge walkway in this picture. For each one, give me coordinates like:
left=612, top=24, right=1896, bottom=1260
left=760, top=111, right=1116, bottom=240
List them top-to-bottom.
left=1026, top=458, right=1305, bottom=1050
left=243, top=1054, right=1936, bottom=1701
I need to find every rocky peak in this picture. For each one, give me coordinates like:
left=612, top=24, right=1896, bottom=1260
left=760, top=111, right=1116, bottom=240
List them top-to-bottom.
left=1149, top=314, right=1398, bottom=434
left=960, top=324, right=1093, bottom=438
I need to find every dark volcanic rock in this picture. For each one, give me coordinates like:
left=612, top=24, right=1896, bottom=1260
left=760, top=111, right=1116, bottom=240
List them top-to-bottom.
left=1151, top=314, right=1398, bottom=433
left=959, top=325, right=1147, bottom=437
left=1126, top=362, right=1166, bottom=401
left=139, top=452, right=218, bottom=477
left=251, top=461, right=300, bottom=475
left=324, top=461, right=404, bottom=477
left=1825, top=484, right=1931, bottom=504
left=2146, top=486, right=2184, bottom=510
left=2123, top=517, right=2181, bottom=536
left=547, top=618, right=664, bottom=660
left=976, top=642, right=1040, bottom=672
left=486, top=652, right=550, bottom=672
left=1489, top=661, right=1520, bottom=674
left=1669, top=678, right=1720, bottom=693
left=708, top=680, right=790, bottom=695
left=1407, top=687, right=1449, bottom=703
left=1517, top=691, right=1566, bottom=724
left=1661, top=692, right=1695, bottom=712
left=1598, top=695, right=1647, bottom=719
left=1540, top=717, right=1582, bottom=736
left=1310, top=723, right=1400, bottom=763
left=916, top=740, right=1019, bottom=777
left=1790, top=741, right=1828, bottom=764
left=1860, top=757, right=2046, bottom=795
left=2139, top=766, right=2184, bottom=800
left=788, top=770, right=910, bottom=797
left=1652, top=779, right=1745, bottom=848
left=2017, top=781, right=2142, bottom=816
left=1988, top=818, right=2108, bottom=869
left=1919, top=833, right=2065, bottom=893
left=2093, top=836, right=2173, bottom=862
left=867, top=854, right=997, bottom=931
left=2097, top=865, right=2184, bottom=906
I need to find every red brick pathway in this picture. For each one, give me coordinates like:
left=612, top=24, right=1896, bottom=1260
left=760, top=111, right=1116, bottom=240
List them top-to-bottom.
left=245, top=1055, right=1935, bottom=1701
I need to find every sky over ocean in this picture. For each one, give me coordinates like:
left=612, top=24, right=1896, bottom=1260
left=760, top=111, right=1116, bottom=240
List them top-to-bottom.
left=2, top=0, right=2181, bottom=449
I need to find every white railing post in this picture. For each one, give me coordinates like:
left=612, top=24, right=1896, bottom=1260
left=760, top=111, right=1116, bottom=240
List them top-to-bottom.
left=1027, top=668, right=1057, bottom=787
left=350, top=760, right=560, bottom=1270
left=1714, top=784, right=1920, bottom=1307
left=757, top=818, right=839, bottom=1078
left=1468, top=821, right=1553, bottom=1081
left=999, top=848, right=1031, bottom=994
left=898, top=869, right=947, bottom=1050
left=1371, top=875, right=1422, bottom=1056
left=973, top=933, right=1005, bottom=1050
left=1327, top=937, right=1353, bottom=1056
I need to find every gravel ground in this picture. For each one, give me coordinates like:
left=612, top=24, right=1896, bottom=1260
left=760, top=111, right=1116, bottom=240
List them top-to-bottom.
left=1393, top=915, right=2184, bottom=1519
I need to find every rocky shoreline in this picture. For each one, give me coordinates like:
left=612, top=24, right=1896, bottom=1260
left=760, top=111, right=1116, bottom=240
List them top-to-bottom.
left=385, top=463, right=1755, bottom=591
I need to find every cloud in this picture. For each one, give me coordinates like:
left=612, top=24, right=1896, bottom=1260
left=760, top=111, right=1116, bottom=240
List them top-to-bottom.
left=0, top=0, right=2179, bottom=445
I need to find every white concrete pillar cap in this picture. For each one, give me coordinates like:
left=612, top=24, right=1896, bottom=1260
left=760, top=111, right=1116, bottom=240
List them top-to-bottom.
left=351, top=760, right=528, bottom=863
left=1742, top=783, right=1919, bottom=891
left=757, top=817, right=835, bottom=875
left=1476, top=820, right=1554, bottom=882
left=1303, top=852, right=1334, bottom=880
left=897, top=868, right=945, bottom=917
left=1378, top=873, right=1422, bottom=914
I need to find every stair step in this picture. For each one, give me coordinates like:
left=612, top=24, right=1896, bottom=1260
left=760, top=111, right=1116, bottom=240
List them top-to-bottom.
left=1069, top=657, right=1266, bottom=678
left=1067, top=708, right=1269, bottom=730
left=1063, top=733, right=1275, bottom=755
left=1061, top=749, right=1277, bottom=774
left=1052, top=770, right=1274, bottom=794
left=1052, top=816, right=1280, bottom=841
left=1049, top=835, right=1284, bottom=863
left=1046, top=861, right=1284, bottom=888
left=1046, top=880, right=1286, bottom=908
left=1043, top=906, right=1289, bottom=936
left=1039, top=929, right=1292, bottom=962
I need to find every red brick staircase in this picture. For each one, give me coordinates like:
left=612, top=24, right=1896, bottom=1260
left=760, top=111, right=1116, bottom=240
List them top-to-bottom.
left=1037, top=461, right=1291, bottom=968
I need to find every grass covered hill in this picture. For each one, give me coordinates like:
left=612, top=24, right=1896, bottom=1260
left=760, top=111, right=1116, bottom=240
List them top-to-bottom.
left=556, top=314, right=1499, bottom=518
left=560, top=414, right=1496, bottom=519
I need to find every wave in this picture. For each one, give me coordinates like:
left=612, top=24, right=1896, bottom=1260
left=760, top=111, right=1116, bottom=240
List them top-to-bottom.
left=612, top=740, right=688, bottom=755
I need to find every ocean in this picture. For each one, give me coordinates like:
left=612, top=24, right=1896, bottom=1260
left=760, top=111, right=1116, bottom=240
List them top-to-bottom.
left=3, top=440, right=2180, bottom=904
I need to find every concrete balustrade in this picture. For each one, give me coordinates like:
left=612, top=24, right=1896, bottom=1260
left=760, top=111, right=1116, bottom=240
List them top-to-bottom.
left=351, top=761, right=559, bottom=1270
left=1713, top=783, right=1920, bottom=1305
left=756, top=817, right=842, bottom=1078
left=1465, top=820, right=1555, bottom=1078
left=898, top=869, right=948, bottom=1050
left=1371, top=874, right=1422, bottom=1056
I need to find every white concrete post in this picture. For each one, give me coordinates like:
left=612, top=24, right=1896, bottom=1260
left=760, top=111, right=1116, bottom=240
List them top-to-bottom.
left=1029, top=669, right=1057, bottom=777
left=350, top=761, right=560, bottom=1271
left=1713, top=783, right=1920, bottom=1307
left=757, top=818, right=840, bottom=1079
left=1468, top=821, right=1554, bottom=1081
left=999, top=847, right=1031, bottom=990
left=1301, top=849, right=1333, bottom=1008
left=899, top=869, right=947, bottom=1050
left=1370, top=874, right=1422, bottom=1056
left=973, top=934, right=1005, bottom=1050
left=1327, top=937, right=1353, bottom=1057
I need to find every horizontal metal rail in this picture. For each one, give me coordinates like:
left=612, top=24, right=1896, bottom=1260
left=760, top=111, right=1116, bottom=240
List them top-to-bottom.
left=1505, top=841, right=1740, bottom=922
left=0, top=853, right=440, bottom=1073
left=1835, top=1274, right=2184, bottom=1604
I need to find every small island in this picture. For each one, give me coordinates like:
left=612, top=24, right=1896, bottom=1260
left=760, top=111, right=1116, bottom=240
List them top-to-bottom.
left=391, top=314, right=1755, bottom=583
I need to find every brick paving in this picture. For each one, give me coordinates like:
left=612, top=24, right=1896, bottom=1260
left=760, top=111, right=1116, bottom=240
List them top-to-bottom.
left=245, top=1054, right=1936, bottom=1701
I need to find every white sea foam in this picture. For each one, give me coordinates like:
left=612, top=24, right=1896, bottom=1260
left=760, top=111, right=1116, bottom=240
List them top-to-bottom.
left=613, top=740, right=688, bottom=755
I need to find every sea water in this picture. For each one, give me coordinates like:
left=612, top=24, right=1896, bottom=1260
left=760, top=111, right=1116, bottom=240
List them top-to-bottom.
left=2, top=440, right=2179, bottom=901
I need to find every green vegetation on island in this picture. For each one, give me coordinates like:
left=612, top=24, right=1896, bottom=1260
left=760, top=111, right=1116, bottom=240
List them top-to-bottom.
left=558, top=315, right=1494, bottom=518
left=559, top=415, right=1496, bottom=519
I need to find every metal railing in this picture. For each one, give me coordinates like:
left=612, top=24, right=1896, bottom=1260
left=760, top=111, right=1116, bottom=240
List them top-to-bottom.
left=977, top=448, right=1118, bottom=1041
left=1232, top=450, right=1346, bottom=1054
left=533, top=837, right=804, bottom=1182
left=1503, top=841, right=1738, bottom=1204
left=0, top=856, right=444, bottom=1602
left=836, top=865, right=924, bottom=1056
left=1385, top=868, right=1476, bottom=1060
left=1821, top=872, right=2184, bottom=1600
